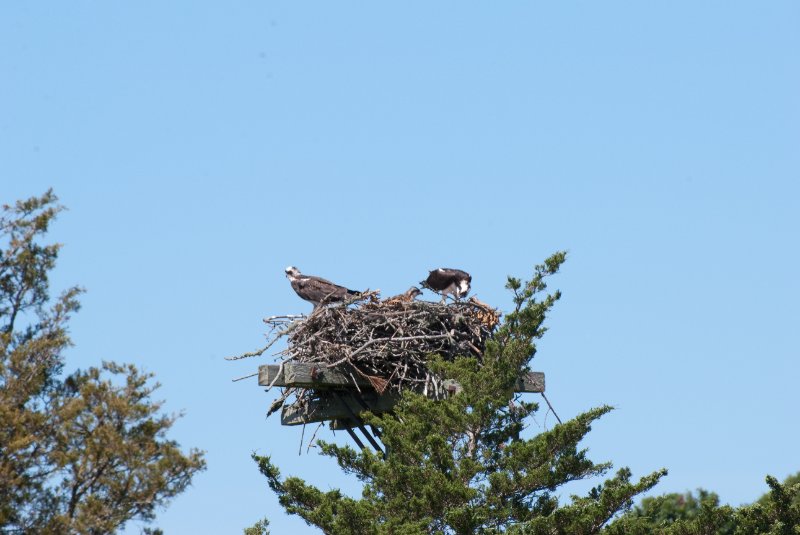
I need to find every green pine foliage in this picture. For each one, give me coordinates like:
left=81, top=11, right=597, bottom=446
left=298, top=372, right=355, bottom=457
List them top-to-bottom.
left=0, top=191, right=206, bottom=533
left=252, top=252, right=667, bottom=534
left=605, top=473, right=800, bottom=534
left=757, top=473, right=800, bottom=508
left=737, top=475, right=800, bottom=534
left=604, top=489, right=736, bottom=535
left=244, top=517, right=271, bottom=535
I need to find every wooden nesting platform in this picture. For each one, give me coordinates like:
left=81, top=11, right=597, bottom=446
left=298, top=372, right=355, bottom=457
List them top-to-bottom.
left=259, top=363, right=545, bottom=427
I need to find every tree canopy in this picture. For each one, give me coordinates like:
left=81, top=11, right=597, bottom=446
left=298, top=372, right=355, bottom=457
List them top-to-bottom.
left=0, top=191, right=205, bottom=533
left=253, top=252, right=666, bottom=534
left=251, top=253, right=800, bottom=534
left=606, top=473, right=800, bottom=534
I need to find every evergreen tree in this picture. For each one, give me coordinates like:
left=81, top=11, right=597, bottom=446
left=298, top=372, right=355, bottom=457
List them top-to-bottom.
left=0, top=191, right=206, bottom=533
left=253, top=252, right=666, bottom=534
left=606, top=473, right=800, bottom=534
left=757, top=473, right=800, bottom=508
left=737, top=475, right=800, bottom=534
left=605, top=489, right=736, bottom=535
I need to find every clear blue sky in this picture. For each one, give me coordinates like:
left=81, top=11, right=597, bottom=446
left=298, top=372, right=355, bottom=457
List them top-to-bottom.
left=2, top=2, right=799, bottom=533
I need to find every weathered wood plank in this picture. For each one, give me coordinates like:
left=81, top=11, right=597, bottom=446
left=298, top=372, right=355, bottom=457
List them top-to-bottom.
left=259, top=363, right=373, bottom=388
left=260, top=363, right=545, bottom=393
left=285, top=363, right=373, bottom=388
left=258, top=364, right=284, bottom=387
left=277, top=370, right=545, bottom=426
left=442, top=371, right=544, bottom=394
left=517, top=371, right=545, bottom=393
left=281, top=391, right=400, bottom=426
left=330, top=419, right=358, bottom=430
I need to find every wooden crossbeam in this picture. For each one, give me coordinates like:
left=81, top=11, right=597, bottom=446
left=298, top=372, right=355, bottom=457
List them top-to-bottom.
left=259, top=362, right=373, bottom=389
left=264, top=362, right=546, bottom=427
left=259, top=363, right=544, bottom=393
left=519, top=372, right=545, bottom=393
left=281, top=391, right=400, bottom=426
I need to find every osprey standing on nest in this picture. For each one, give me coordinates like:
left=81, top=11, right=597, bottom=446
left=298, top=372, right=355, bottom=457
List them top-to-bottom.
left=285, top=266, right=360, bottom=309
left=421, top=268, right=471, bottom=303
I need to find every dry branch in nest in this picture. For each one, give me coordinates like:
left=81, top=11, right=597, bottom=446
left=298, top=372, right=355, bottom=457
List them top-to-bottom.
left=229, top=290, right=503, bottom=420
left=244, top=292, right=501, bottom=418
left=299, top=294, right=498, bottom=386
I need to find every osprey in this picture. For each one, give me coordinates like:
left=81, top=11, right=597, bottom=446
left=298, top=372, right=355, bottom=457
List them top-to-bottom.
left=284, top=266, right=359, bottom=308
left=421, top=268, right=471, bottom=303
left=386, top=286, right=422, bottom=303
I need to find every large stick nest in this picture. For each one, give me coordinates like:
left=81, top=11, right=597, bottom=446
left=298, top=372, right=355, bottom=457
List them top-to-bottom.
left=236, top=291, right=502, bottom=418
left=285, top=292, right=501, bottom=393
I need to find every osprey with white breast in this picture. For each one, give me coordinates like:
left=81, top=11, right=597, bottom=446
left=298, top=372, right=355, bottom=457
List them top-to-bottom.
left=285, top=266, right=360, bottom=308
left=421, top=268, right=471, bottom=303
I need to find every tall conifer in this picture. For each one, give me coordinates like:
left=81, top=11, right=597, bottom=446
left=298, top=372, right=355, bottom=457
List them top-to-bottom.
left=0, top=191, right=205, bottom=533
left=254, top=253, right=665, bottom=534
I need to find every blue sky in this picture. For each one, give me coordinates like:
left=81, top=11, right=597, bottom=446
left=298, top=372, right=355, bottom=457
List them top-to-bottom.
left=2, top=2, right=799, bottom=533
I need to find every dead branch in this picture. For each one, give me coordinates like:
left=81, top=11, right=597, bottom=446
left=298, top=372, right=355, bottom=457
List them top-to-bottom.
left=231, top=372, right=259, bottom=382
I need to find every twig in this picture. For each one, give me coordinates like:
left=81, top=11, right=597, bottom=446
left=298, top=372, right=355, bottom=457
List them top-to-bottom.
left=263, top=314, right=307, bottom=323
left=226, top=319, right=303, bottom=361
left=334, top=333, right=452, bottom=365
left=225, top=344, right=273, bottom=361
left=264, top=361, right=286, bottom=392
left=231, top=372, right=258, bottom=382
left=541, top=392, right=562, bottom=425
left=306, top=422, right=323, bottom=453
left=299, top=423, right=305, bottom=455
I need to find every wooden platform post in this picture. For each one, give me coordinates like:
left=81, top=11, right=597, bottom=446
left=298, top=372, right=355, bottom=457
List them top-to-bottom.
left=258, top=363, right=545, bottom=427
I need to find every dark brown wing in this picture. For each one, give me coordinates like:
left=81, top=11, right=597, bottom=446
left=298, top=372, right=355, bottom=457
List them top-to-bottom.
left=425, top=268, right=471, bottom=291
left=295, top=275, right=356, bottom=303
